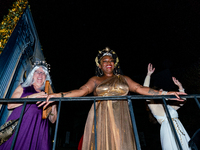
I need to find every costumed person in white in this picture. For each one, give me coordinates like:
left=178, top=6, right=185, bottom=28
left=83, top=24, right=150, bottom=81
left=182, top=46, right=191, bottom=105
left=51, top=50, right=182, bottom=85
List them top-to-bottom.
left=144, top=63, right=191, bottom=150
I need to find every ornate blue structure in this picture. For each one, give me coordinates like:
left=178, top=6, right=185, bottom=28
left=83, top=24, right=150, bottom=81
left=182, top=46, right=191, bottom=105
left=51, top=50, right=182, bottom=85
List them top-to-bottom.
left=0, top=6, right=46, bottom=126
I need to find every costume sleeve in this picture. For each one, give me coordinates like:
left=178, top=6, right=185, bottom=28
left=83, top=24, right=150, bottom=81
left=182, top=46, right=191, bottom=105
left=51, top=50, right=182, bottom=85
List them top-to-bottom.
left=143, top=75, right=150, bottom=87
left=144, top=75, right=166, bottom=120
left=179, top=88, right=186, bottom=102
left=179, top=89, right=185, bottom=93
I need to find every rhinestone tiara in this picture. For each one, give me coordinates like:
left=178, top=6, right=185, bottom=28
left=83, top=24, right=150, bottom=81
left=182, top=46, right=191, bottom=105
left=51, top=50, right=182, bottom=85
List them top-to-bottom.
left=32, top=61, right=51, bottom=72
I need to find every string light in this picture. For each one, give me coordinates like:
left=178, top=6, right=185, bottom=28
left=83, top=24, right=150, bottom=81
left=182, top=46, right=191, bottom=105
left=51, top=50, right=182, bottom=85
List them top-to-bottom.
left=0, top=0, right=28, bottom=52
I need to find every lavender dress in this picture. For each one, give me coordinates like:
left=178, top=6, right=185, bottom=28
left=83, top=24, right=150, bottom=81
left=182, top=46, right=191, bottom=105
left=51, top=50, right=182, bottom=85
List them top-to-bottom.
left=0, top=85, right=51, bottom=150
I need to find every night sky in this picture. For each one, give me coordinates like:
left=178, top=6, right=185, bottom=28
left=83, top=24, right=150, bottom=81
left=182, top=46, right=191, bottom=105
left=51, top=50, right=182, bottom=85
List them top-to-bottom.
left=1, top=0, right=200, bottom=92
left=29, top=0, right=200, bottom=93
left=1, top=1, right=200, bottom=149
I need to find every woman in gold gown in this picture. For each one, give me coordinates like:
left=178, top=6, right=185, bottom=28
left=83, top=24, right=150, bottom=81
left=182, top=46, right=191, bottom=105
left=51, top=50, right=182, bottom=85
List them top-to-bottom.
left=43, top=47, right=185, bottom=150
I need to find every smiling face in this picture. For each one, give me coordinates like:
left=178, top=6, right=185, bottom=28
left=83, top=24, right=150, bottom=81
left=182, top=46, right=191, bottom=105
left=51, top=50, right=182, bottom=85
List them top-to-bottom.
left=99, top=55, right=115, bottom=75
left=33, top=67, right=46, bottom=87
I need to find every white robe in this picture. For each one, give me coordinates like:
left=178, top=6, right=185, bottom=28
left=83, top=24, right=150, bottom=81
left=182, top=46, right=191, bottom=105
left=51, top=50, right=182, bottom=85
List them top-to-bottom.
left=144, top=75, right=191, bottom=150
left=154, top=105, right=191, bottom=150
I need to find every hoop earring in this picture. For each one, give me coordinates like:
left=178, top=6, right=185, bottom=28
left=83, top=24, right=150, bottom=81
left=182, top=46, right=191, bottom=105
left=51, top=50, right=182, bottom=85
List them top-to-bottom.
left=98, top=67, right=103, bottom=76
left=113, top=68, right=118, bottom=75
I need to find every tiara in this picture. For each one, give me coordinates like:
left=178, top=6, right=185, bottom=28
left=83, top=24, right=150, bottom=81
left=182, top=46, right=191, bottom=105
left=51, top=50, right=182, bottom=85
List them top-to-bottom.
left=102, top=52, right=112, bottom=57
left=32, top=61, right=51, bottom=72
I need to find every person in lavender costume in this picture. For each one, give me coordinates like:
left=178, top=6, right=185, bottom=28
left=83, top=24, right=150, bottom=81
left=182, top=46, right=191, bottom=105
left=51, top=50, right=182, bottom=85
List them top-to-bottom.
left=0, top=61, right=57, bottom=150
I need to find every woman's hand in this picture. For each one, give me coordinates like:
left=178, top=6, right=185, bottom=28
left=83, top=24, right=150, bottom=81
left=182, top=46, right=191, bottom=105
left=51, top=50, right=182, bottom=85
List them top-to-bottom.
left=147, top=63, right=155, bottom=76
left=172, top=77, right=184, bottom=90
left=166, top=91, right=187, bottom=101
left=28, top=92, right=47, bottom=98
left=30, top=92, right=48, bottom=106
left=35, top=92, right=50, bottom=108
left=35, top=93, right=58, bottom=123
left=37, top=93, right=61, bottom=109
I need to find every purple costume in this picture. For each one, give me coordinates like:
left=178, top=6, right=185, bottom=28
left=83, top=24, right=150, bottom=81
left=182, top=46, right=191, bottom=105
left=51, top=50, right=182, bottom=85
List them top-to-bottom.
left=0, top=85, right=51, bottom=150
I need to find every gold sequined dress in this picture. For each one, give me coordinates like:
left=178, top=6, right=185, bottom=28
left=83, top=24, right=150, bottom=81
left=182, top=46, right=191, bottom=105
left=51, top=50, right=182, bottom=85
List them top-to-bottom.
left=82, top=75, right=136, bottom=150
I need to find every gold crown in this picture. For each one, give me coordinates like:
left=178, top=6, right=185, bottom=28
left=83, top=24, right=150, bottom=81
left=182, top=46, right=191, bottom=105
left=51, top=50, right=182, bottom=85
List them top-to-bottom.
left=95, top=47, right=119, bottom=67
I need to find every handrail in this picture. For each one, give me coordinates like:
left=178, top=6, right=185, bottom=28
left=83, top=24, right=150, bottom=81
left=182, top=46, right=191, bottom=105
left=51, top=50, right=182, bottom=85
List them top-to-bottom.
left=0, top=94, right=199, bottom=150
left=1, top=94, right=199, bottom=102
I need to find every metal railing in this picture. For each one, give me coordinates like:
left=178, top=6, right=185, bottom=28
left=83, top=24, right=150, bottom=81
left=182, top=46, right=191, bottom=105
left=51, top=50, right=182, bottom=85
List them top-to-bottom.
left=0, top=94, right=200, bottom=150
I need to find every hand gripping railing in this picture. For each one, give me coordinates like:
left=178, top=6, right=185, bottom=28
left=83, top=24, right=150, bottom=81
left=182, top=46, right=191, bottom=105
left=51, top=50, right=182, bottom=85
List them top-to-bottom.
left=0, top=94, right=200, bottom=150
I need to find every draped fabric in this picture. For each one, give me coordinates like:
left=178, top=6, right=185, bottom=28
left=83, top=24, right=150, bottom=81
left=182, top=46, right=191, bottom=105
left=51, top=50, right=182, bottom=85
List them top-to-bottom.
left=82, top=75, right=136, bottom=150
left=0, top=85, right=51, bottom=150
left=154, top=105, right=191, bottom=150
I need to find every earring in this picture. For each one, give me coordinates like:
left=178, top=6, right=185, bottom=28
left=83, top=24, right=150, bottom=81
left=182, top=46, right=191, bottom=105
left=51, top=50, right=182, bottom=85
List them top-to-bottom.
left=98, top=67, right=103, bottom=76
left=113, top=68, right=118, bottom=75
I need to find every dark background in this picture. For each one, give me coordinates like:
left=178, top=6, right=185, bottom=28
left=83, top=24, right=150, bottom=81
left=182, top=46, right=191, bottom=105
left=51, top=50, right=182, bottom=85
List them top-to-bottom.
left=1, top=0, right=200, bottom=149
left=1, top=0, right=200, bottom=92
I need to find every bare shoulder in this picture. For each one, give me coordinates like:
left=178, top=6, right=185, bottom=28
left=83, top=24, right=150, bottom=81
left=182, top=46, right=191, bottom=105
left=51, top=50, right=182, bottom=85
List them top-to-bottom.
left=122, top=75, right=132, bottom=81
left=122, top=75, right=140, bottom=85
left=122, top=75, right=129, bottom=78
left=87, top=76, right=104, bottom=87
left=88, top=76, right=101, bottom=83
left=89, top=76, right=99, bottom=80
left=11, top=85, right=23, bottom=98
left=15, top=85, right=23, bottom=92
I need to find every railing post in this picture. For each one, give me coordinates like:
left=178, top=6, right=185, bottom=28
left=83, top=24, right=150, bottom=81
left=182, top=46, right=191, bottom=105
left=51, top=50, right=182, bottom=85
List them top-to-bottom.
left=127, top=96, right=141, bottom=150
left=194, top=96, right=200, bottom=110
left=162, top=97, right=183, bottom=150
left=93, top=98, right=97, bottom=150
left=52, top=99, right=62, bottom=150
left=11, top=102, right=27, bottom=150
